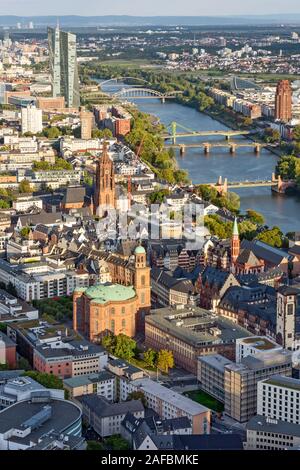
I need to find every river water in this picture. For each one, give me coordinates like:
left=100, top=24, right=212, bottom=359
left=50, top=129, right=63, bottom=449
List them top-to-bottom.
left=100, top=81, right=300, bottom=233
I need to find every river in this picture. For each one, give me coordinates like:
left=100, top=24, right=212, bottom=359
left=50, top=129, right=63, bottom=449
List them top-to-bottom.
left=99, top=81, right=300, bottom=233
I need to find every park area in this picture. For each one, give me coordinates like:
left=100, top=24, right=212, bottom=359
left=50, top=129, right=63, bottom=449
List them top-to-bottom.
left=184, top=389, right=224, bottom=413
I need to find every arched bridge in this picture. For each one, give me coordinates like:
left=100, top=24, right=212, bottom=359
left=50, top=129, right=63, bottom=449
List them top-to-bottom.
left=100, top=77, right=149, bottom=87
left=112, top=88, right=183, bottom=102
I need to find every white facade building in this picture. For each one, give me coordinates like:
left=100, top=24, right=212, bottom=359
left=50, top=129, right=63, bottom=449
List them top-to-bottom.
left=21, top=105, right=43, bottom=134
left=236, top=336, right=283, bottom=363
left=257, top=375, right=300, bottom=424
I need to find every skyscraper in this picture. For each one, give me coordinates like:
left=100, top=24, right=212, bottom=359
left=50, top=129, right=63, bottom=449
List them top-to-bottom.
left=48, top=25, right=80, bottom=108
left=275, top=80, right=292, bottom=122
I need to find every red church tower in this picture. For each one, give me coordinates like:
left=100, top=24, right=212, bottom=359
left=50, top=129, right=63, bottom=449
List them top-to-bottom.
left=94, top=142, right=115, bottom=217
left=231, top=217, right=240, bottom=266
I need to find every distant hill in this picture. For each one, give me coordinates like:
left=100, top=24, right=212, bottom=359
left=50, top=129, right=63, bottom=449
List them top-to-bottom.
left=1, top=15, right=300, bottom=27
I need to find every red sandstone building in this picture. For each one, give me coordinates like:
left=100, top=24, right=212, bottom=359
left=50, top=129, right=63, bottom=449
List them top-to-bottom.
left=275, top=80, right=292, bottom=122
left=93, top=142, right=116, bottom=217
left=73, top=245, right=151, bottom=339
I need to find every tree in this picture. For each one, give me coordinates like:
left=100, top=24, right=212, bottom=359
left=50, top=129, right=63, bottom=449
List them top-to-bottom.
left=293, top=125, right=300, bottom=142
left=42, top=126, right=61, bottom=139
left=84, top=172, right=94, bottom=187
left=19, top=179, right=32, bottom=193
left=246, top=209, right=265, bottom=225
left=20, top=226, right=31, bottom=239
left=256, top=227, right=285, bottom=248
left=0, top=323, right=6, bottom=333
left=101, top=333, right=136, bottom=360
left=101, top=334, right=115, bottom=353
left=114, top=334, right=136, bottom=361
left=144, top=348, right=157, bottom=368
left=157, top=350, right=174, bottom=374
left=17, top=357, right=31, bottom=371
left=23, top=371, right=64, bottom=390
left=127, top=390, right=146, bottom=407
left=105, top=435, right=129, bottom=451
left=87, top=440, right=105, bottom=451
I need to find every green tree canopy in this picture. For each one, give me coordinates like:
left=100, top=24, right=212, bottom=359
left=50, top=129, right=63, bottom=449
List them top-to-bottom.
left=157, top=349, right=174, bottom=374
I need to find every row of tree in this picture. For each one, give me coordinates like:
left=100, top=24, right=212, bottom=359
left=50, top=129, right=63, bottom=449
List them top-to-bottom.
left=101, top=333, right=174, bottom=373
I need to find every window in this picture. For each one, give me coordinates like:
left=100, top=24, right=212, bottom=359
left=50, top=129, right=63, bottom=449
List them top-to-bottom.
left=141, top=275, right=146, bottom=286
left=111, top=319, right=115, bottom=333
left=122, top=319, right=126, bottom=330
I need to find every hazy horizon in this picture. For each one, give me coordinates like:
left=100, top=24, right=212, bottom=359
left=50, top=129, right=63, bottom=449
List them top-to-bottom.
left=2, top=0, right=300, bottom=17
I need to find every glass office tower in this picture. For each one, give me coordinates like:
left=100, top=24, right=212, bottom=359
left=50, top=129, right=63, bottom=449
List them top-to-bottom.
left=48, top=25, right=80, bottom=108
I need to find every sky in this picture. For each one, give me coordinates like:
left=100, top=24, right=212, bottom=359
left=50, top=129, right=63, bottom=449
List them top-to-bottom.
left=1, top=0, right=300, bottom=17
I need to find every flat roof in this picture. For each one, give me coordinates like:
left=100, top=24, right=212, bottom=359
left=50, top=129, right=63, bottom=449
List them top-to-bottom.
left=146, top=306, right=253, bottom=348
left=238, top=336, right=280, bottom=351
left=198, top=354, right=235, bottom=373
left=64, top=371, right=114, bottom=389
left=262, top=374, right=300, bottom=392
left=132, top=378, right=209, bottom=416
left=0, top=398, right=81, bottom=446
left=247, top=414, right=300, bottom=437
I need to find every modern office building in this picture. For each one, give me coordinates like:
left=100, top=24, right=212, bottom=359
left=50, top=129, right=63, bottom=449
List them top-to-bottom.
left=48, top=25, right=80, bottom=108
left=275, top=80, right=292, bottom=122
left=21, top=105, right=43, bottom=134
left=224, top=351, right=293, bottom=423
left=197, top=354, right=235, bottom=403
left=257, top=375, right=300, bottom=424
left=246, top=415, right=300, bottom=450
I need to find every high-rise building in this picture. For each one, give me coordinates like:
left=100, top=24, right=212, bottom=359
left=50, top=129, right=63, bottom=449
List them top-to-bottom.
left=48, top=25, right=80, bottom=108
left=275, top=80, right=292, bottom=122
left=21, top=104, right=43, bottom=134
left=80, top=106, right=93, bottom=139
left=94, top=142, right=115, bottom=217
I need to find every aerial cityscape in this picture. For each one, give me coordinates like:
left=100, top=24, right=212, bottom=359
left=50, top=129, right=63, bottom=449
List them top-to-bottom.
left=1, top=0, right=300, bottom=459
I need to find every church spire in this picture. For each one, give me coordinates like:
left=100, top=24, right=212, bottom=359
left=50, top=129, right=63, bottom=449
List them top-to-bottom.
left=231, top=217, right=240, bottom=267
left=233, top=217, right=239, bottom=237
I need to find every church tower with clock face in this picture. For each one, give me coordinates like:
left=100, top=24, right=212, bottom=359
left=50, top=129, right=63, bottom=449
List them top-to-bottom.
left=94, top=142, right=115, bottom=217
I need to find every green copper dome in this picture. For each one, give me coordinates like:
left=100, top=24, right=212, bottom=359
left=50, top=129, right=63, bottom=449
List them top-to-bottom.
left=135, top=245, right=146, bottom=255
left=81, top=283, right=136, bottom=304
